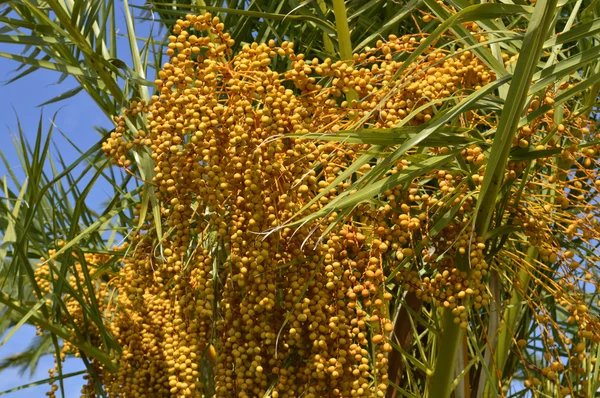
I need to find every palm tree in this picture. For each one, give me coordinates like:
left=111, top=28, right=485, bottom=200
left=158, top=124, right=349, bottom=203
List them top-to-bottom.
left=1, top=0, right=599, bottom=397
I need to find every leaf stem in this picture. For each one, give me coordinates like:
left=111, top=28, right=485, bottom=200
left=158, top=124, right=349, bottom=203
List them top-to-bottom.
left=318, top=0, right=335, bottom=55
left=331, top=0, right=357, bottom=103
left=429, top=311, right=464, bottom=397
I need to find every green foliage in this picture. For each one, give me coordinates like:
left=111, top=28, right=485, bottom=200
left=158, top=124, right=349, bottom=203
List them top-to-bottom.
left=0, top=0, right=599, bottom=397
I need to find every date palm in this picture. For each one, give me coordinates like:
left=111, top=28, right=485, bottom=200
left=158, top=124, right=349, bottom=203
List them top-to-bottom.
left=1, top=0, right=599, bottom=397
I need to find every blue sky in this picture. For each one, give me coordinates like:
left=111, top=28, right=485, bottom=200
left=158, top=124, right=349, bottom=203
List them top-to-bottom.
left=0, top=2, right=155, bottom=395
left=1, top=3, right=594, bottom=398
left=0, top=54, right=102, bottom=398
left=0, top=326, right=85, bottom=396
